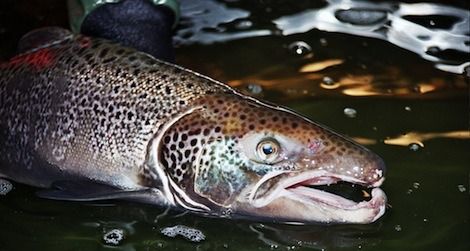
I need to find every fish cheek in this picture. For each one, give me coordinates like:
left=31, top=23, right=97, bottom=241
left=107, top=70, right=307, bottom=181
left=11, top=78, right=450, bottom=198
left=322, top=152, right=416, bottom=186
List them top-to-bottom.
left=193, top=139, right=248, bottom=207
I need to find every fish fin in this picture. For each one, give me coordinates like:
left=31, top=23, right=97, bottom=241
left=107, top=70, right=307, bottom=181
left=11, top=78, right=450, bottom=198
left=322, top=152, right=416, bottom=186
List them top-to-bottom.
left=17, top=27, right=73, bottom=54
left=36, top=180, right=168, bottom=205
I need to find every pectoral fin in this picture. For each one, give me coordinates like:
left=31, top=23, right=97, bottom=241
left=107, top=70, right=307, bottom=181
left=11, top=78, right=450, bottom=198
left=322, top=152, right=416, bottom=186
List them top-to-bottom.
left=36, top=180, right=168, bottom=205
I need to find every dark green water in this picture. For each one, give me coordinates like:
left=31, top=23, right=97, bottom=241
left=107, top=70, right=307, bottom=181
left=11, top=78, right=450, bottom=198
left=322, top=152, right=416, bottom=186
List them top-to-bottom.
left=0, top=0, right=469, bottom=250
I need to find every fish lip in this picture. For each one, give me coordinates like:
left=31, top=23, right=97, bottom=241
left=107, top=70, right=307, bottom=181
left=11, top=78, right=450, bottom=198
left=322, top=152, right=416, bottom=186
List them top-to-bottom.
left=250, top=170, right=387, bottom=223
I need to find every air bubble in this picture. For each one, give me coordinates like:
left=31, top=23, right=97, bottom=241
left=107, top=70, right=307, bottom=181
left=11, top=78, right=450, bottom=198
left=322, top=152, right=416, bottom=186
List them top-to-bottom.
left=234, top=20, right=253, bottom=30
left=319, top=38, right=328, bottom=46
left=288, top=41, right=312, bottom=56
left=320, top=76, right=339, bottom=89
left=322, top=76, right=335, bottom=85
left=246, top=83, right=263, bottom=95
left=404, top=106, right=412, bottom=111
left=343, top=108, right=357, bottom=118
left=408, top=143, right=422, bottom=151
left=0, top=179, right=13, bottom=195
left=412, top=182, right=420, bottom=189
left=457, top=184, right=466, bottom=192
left=161, top=225, right=205, bottom=242
left=394, top=225, right=402, bottom=232
left=103, top=229, right=125, bottom=246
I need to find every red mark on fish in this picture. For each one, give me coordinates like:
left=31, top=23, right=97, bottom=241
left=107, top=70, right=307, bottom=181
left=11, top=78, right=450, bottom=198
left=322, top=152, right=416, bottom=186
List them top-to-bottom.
left=78, top=37, right=91, bottom=48
left=9, top=48, right=56, bottom=70
left=307, top=140, right=322, bottom=153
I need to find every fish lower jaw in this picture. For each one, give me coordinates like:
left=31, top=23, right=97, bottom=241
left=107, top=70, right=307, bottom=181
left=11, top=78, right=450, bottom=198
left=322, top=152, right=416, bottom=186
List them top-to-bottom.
left=250, top=172, right=387, bottom=224
left=280, top=186, right=387, bottom=224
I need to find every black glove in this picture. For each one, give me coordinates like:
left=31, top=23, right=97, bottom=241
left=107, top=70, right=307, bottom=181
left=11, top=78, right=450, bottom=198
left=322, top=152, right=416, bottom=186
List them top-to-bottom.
left=81, top=0, right=176, bottom=62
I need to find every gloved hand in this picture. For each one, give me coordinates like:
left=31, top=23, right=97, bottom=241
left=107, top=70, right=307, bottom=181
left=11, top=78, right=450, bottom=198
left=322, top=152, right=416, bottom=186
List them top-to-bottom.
left=68, top=0, right=179, bottom=62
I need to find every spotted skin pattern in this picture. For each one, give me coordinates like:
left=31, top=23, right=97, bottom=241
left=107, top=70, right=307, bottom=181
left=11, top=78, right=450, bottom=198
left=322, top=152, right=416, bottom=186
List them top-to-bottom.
left=0, top=28, right=386, bottom=224
left=0, top=28, right=231, bottom=189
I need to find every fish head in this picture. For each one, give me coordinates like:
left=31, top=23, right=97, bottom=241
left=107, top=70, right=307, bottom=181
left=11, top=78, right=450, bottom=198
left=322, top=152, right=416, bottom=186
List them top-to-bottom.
left=157, top=93, right=386, bottom=224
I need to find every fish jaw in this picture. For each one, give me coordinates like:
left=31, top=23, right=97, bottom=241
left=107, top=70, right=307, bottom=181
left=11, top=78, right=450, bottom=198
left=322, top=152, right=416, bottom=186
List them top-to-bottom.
left=235, top=134, right=387, bottom=224
left=238, top=170, right=386, bottom=224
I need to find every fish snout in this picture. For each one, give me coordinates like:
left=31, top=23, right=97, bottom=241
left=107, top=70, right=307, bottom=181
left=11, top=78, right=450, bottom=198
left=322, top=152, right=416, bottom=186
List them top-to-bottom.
left=301, top=131, right=386, bottom=187
left=330, top=143, right=386, bottom=187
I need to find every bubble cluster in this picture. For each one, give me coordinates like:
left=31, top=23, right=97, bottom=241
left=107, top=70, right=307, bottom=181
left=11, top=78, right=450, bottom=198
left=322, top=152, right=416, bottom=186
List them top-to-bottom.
left=0, top=179, right=13, bottom=195
left=161, top=225, right=205, bottom=242
left=103, top=229, right=125, bottom=246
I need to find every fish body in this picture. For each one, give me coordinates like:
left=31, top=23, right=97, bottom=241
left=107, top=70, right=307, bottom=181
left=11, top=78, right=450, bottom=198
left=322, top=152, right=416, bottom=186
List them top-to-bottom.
left=0, top=28, right=386, bottom=224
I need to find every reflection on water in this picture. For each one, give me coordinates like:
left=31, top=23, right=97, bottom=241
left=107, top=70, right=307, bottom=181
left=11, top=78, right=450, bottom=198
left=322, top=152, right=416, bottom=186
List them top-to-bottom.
left=0, top=0, right=469, bottom=251
left=175, top=0, right=271, bottom=45
left=176, top=0, right=469, bottom=73
left=275, top=0, right=470, bottom=74
left=352, top=130, right=470, bottom=147
left=383, top=130, right=470, bottom=147
left=247, top=222, right=383, bottom=250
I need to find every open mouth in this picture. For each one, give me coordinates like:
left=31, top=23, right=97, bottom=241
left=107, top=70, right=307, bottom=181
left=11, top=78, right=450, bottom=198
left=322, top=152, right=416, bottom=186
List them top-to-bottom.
left=249, top=170, right=387, bottom=223
left=280, top=171, right=387, bottom=222
left=284, top=173, right=384, bottom=206
left=304, top=181, right=374, bottom=203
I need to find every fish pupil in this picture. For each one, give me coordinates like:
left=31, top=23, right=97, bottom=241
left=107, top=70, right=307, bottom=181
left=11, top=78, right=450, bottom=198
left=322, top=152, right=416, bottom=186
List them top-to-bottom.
left=262, top=144, right=274, bottom=155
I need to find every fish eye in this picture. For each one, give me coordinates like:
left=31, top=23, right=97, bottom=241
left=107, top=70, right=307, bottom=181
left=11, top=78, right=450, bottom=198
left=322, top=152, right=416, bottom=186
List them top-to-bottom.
left=256, top=138, right=280, bottom=163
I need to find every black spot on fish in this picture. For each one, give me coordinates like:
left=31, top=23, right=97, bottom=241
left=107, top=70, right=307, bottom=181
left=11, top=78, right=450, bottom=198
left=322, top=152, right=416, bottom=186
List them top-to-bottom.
left=99, top=48, right=109, bottom=58
left=102, top=56, right=116, bottom=64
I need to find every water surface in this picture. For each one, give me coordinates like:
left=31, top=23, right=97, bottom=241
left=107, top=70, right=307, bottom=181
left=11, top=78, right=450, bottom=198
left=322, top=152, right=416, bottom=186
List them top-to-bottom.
left=0, top=0, right=469, bottom=250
